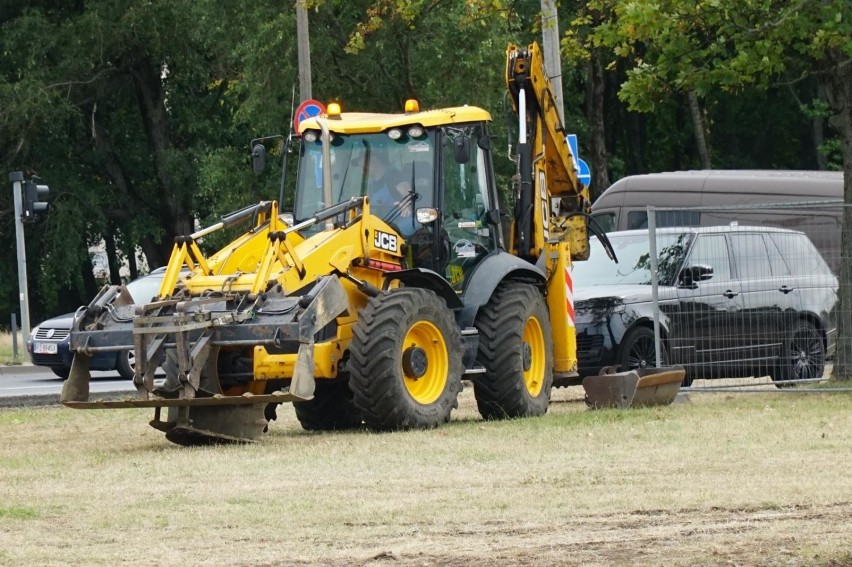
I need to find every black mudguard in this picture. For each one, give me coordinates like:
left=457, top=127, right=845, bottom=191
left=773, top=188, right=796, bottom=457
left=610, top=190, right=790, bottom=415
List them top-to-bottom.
left=456, top=251, right=545, bottom=328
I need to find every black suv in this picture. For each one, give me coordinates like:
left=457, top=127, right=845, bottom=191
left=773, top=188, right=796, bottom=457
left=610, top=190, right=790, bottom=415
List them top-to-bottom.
left=573, top=226, right=837, bottom=385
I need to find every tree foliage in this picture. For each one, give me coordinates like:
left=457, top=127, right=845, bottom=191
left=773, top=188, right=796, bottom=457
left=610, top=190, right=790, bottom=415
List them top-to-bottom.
left=0, top=0, right=848, bottom=331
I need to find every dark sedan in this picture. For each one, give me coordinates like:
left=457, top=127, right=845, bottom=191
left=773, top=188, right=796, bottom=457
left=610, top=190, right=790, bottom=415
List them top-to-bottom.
left=573, top=226, right=837, bottom=385
left=28, top=268, right=168, bottom=379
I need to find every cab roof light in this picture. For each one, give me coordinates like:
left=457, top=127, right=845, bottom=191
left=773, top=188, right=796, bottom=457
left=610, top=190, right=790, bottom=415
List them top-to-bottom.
left=404, top=99, right=420, bottom=114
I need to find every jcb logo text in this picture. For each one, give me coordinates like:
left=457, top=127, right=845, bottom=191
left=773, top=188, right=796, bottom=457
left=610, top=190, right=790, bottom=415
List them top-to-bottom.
left=373, top=230, right=398, bottom=252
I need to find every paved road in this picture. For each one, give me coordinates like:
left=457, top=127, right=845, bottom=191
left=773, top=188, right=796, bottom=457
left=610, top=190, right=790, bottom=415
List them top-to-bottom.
left=0, top=366, right=158, bottom=406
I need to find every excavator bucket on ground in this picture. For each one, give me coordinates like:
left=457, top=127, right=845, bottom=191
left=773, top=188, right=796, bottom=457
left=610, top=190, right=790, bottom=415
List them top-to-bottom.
left=582, top=365, right=685, bottom=409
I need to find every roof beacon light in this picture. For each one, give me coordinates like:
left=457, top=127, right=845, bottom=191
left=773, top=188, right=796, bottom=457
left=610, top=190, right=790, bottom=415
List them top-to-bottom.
left=404, top=99, right=420, bottom=114
left=327, top=102, right=342, bottom=118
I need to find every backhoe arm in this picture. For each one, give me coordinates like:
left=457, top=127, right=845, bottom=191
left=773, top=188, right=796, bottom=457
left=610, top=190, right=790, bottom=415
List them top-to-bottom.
left=506, top=41, right=591, bottom=262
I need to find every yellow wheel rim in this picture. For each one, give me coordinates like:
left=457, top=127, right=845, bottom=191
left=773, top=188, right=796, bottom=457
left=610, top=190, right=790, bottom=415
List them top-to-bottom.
left=522, top=315, right=545, bottom=397
left=401, top=320, right=448, bottom=405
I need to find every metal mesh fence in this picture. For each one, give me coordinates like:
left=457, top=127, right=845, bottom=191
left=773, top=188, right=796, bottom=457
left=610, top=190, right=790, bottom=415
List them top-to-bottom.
left=572, top=201, right=852, bottom=392
left=642, top=202, right=842, bottom=391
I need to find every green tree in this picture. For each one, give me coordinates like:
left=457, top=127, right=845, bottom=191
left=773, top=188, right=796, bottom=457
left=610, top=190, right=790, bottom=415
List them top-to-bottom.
left=587, top=0, right=852, bottom=379
left=0, top=1, right=278, bottom=320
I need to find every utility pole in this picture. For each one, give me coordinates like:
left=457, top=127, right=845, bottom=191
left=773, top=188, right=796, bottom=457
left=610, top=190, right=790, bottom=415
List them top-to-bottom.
left=296, top=0, right=312, bottom=102
left=540, top=0, right=565, bottom=125
left=9, top=171, right=31, bottom=340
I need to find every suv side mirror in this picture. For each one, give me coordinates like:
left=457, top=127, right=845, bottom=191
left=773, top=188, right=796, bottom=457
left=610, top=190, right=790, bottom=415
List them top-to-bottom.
left=680, top=264, right=714, bottom=287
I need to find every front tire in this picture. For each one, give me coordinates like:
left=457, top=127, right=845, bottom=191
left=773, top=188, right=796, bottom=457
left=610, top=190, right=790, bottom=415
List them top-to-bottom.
left=473, top=283, right=553, bottom=420
left=349, top=288, right=463, bottom=430
left=771, top=320, right=825, bottom=387
left=616, top=326, right=686, bottom=385
left=116, top=349, right=135, bottom=380
left=52, top=367, right=70, bottom=379
left=293, top=380, right=362, bottom=431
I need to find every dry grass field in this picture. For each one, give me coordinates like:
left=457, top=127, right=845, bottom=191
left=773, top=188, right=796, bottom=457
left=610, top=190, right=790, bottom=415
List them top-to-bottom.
left=0, top=331, right=23, bottom=364
left=0, top=385, right=850, bottom=566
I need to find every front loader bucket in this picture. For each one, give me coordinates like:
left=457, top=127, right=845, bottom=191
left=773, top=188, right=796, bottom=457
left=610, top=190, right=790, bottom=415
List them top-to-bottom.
left=60, top=351, right=92, bottom=404
left=582, top=365, right=685, bottom=409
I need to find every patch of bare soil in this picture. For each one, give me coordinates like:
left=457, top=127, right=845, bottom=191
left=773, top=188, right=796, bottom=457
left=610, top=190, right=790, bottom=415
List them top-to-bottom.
left=284, top=501, right=852, bottom=567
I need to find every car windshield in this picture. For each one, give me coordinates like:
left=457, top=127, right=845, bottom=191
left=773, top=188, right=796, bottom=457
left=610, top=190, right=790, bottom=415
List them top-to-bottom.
left=572, top=232, right=693, bottom=286
left=126, top=273, right=165, bottom=304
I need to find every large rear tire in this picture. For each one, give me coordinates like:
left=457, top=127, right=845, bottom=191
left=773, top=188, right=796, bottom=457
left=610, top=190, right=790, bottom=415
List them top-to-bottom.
left=473, top=283, right=553, bottom=420
left=349, top=288, right=463, bottom=430
left=293, top=380, right=362, bottom=431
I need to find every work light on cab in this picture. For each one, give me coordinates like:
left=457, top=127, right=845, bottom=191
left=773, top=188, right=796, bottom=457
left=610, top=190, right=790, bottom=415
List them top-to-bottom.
left=404, top=99, right=419, bottom=113
left=327, top=102, right=342, bottom=118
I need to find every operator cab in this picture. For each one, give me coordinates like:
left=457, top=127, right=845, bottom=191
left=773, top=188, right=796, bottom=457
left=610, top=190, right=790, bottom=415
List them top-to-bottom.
left=294, top=119, right=501, bottom=291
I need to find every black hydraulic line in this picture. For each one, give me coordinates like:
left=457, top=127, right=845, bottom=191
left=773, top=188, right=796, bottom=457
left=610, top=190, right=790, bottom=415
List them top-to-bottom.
left=516, top=140, right=533, bottom=258
left=312, top=196, right=366, bottom=224
left=220, top=201, right=273, bottom=228
left=564, top=212, right=618, bottom=264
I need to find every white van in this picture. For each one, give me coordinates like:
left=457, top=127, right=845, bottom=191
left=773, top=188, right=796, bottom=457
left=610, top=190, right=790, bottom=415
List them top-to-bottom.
left=590, top=170, right=844, bottom=272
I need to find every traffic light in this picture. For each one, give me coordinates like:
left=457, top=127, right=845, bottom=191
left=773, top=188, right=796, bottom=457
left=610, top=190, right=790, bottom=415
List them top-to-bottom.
left=21, top=179, right=49, bottom=222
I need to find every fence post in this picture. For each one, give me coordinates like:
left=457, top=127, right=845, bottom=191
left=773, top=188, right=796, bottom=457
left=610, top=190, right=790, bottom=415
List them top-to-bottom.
left=647, top=206, right=663, bottom=368
left=11, top=313, right=19, bottom=360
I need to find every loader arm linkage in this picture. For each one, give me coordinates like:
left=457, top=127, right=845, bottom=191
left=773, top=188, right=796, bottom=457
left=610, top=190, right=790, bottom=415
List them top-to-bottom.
left=62, top=200, right=353, bottom=444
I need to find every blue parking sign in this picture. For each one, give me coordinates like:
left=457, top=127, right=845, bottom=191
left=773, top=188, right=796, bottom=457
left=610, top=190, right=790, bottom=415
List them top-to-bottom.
left=566, top=134, right=591, bottom=187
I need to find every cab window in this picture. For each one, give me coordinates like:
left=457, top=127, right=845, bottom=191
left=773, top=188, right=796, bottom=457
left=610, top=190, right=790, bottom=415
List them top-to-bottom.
left=441, top=124, right=496, bottom=289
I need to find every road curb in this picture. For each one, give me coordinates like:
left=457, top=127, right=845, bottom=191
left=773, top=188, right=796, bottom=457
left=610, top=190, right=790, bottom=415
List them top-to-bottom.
left=0, top=365, right=43, bottom=376
left=0, top=391, right=131, bottom=409
left=0, top=394, right=61, bottom=408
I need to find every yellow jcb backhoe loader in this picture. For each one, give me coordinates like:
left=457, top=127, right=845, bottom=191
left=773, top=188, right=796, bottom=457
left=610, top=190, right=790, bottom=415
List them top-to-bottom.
left=61, top=42, right=680, bottom=445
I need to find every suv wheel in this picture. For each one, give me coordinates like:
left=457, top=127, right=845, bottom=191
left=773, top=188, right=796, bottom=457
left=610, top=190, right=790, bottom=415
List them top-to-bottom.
left=771, top=320, right=825, bottom=387
left=116, top=349, right=136, bottom=380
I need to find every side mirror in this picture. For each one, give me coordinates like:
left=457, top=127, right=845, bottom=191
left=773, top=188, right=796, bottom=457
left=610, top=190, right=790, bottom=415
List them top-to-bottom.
left=477, top=135, right=491, bottom=151
left=453, top=136, right=471, bottom=164
left=252, top=144, right=267, bottom=175
left=416, top=207, right=439, bottom=225
left=680, top=264, right=714, bottom=286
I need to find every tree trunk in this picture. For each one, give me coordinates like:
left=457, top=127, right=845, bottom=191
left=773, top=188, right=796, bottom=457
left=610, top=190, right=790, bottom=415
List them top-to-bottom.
left=586, top=50, right=610, bottom=201
left=824, top=50, right=852, bottom=382
left=129, top=60, right=193, bottom=262
left=618, top=62, right=645, bottom=173
left=813, top=82, right=829, bottom=170
left=687, top=89, right=711, bottom=169
left=91, top=106, right=168, bottom=267
left=105, top=230, right=122, bottom=285
left=127, top=248, right=138, bottom=281
left=80, top=255, right=98, bottom=300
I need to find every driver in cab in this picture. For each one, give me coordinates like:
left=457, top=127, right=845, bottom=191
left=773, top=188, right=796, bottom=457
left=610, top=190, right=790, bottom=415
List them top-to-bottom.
left=368, top=153, right=413, bottom=222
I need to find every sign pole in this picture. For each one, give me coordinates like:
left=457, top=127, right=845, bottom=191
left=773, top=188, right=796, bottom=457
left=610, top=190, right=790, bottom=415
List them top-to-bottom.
left=296, top=0, right=312, bottom=102
left=9, top=172, right=31, bottom=340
